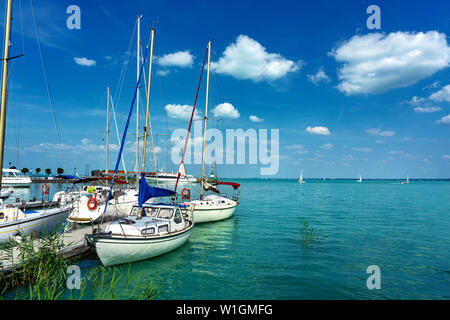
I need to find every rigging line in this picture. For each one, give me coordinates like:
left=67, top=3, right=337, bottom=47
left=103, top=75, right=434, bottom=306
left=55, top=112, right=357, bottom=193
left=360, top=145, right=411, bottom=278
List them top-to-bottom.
left=19, top=0, right=25, bottom=56
left=29, top=0, right=65, bottom=164
left=112, top=20, right=136, bottom=114
left=101, top=33, right=151, bottom=222
left=139, top=37, right=158, bottom=175
left=155, top=42, right=171, bottom=171
left=174, top=45, right=208, bottom=193
left=110, top=96, right=127, bottom=173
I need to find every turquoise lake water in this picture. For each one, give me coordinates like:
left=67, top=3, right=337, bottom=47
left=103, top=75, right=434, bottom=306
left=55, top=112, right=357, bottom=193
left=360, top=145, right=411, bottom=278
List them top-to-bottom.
left=4, top=179, right=450, bottom=299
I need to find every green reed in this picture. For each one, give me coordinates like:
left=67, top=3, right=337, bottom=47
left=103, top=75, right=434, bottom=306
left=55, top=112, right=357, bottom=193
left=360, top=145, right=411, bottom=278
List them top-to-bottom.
left=299, top=220, right=327, bottom=247
left=0, top=232, right=160, bottom=300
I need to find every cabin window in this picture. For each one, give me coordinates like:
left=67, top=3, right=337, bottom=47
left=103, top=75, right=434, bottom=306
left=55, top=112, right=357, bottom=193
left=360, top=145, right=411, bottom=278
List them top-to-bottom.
left=130, top=207, right=140, bottom=216
left=144, top=207, right=159, bottom=217
left=157, top=208, right=173, bottom=219
left=174, top=210, right=182, bottom=224
left=0, top=213, right=4, bottom=219
left=158, top=225, right=168, bottom=233
left=141, top=227, right=155, bottom=236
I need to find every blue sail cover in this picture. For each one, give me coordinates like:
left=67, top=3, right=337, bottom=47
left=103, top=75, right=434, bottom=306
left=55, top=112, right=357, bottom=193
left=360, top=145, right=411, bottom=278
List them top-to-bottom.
left=138, top=173, right=175, bottom=207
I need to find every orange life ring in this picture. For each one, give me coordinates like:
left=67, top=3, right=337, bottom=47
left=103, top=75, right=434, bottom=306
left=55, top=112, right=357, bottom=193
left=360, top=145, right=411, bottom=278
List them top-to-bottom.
left=42, top=183, right=50, bottom=194
left=181, top=188, right=191, bottom=200
left=87, top=196, right=97, bottom=210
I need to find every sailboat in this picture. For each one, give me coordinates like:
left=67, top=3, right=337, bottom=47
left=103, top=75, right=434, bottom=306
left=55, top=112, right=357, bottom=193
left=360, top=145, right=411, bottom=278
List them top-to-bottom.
left=0, top=0, right=70, bottom=242
left=85, top=26, right=194, bottom=266
left=175, top=40, right=240, bottom=224
left=145, top=163, right=197, bottom=184
left=298, top=170, right=305, bottom=184
left=357, top=174, right=362, bottom=183
left=85, top=175, right=194, bottom=266
left=400, top=176, right=409, bottom=184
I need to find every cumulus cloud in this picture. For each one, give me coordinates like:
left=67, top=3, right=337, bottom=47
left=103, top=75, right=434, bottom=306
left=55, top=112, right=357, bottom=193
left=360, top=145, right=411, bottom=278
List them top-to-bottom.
left=329, top=31, right=450, bottom=95
left=211, top=35, right=303, bottom=82
left=157, top=51, right=194, bottom=68
left=74, top=57, right=96, bottom=67
left=307, top=67, right=331, bottom=85
left=156, top=69, right=170, bottom=77
left=429, top=84, right=450, bottom=102
left=211, top=103, right=240, bottom=119
left=165, top=104, right=201, bottom=121
left=414, top=106, right=442, bottom=113
left=437, top=114, right=450, bottom=125
left=249, top=115, right=264, bottom=122
left=306, top=126, right=330, bottom=135
left=366, top=128, right=395, bottom=136
left=320, top=143, right=333, bottom=150
left=352, top=147, right=372, bottom=153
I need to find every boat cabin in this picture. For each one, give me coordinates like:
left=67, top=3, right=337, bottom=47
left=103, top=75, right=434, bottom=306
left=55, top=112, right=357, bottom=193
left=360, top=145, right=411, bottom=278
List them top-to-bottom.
left=104, top=204, right=191, bottom=237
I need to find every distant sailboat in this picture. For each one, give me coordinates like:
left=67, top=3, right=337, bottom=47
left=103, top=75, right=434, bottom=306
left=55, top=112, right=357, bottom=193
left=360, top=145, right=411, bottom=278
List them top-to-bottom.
left=298, top=170, right=305, bottom=184
left=357, top=174, right=362, bottom=183
left=400, top=176, right=409, bottom=184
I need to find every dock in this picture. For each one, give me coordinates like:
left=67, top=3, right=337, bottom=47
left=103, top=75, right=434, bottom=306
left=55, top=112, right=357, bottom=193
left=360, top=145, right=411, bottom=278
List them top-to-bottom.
left=0, top=222, right=107, bottom=274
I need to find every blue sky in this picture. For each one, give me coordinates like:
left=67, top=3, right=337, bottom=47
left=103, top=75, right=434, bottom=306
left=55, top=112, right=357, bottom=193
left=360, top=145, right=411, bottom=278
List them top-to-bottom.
left=2, top=0, right=450, bottom=178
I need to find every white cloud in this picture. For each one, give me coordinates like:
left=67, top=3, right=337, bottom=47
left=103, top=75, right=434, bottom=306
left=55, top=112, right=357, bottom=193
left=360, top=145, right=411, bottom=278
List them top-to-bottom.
left=329, top=31, right=450, bottom=95
left=211, top=35, right=302, bottom=82
left=157, top=51, right=194, bottom=68
left=74, top=57, right=96, bottom=67
left=307, top=67, right=331, bottom=85
left=156, top=69, right=170, bottom=77
left=423, top=81, right=441, bottom=90
left=429, top=84, right=450, bottom=102
left=406, top=96, right=427, bottom=106
left=211, top=103, right=240, bottom=119
left=165, top=104, right=201, bottom=121
left=414, top=106, right=442, bottom=113
left=437, top=113, right=450, bottom=125
left=249, top=115, right=264, bottom=122
left=306, top=126, right=330, bottom=135
left=365, top=128, right=395, bottom=136
left=320, top=143, right=333, bottom=150
left=286, top=144, right=305, bottom=150
left=352, top=147, right=372, bottom=153
left=388, top=150, right=414, bottom=159
left=443, top=155, right=450, bottom=159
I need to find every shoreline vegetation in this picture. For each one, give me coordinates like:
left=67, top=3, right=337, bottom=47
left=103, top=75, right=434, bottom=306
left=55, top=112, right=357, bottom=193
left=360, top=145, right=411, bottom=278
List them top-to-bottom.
left=0, top=232, right=159, bottom=300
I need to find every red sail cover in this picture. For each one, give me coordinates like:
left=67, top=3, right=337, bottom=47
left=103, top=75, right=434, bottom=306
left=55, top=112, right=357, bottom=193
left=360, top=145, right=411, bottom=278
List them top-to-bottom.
left=213, top=181, right=241, bottom=190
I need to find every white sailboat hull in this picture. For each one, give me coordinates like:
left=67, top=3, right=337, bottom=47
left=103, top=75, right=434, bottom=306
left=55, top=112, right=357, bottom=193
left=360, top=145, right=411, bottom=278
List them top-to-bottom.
left=185, top=195, right=238, bottom=223
left=192, top=205, right=237, bottom=223
left=0, top=206, right=71, bottom=243
left=87, top=226, right=193, bottom=266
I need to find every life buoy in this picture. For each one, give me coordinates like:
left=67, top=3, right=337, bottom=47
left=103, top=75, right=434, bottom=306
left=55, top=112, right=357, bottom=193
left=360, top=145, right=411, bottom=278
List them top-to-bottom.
left=42, top=183, right=50, bottom=195
left=181, top=188, right=191, bottom=200
left=87, top=195, right=97, bottom=210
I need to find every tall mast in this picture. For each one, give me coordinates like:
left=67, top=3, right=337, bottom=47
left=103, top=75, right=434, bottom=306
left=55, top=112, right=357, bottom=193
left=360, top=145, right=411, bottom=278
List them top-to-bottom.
left=0, top=0, right=13, bottom=188
left=136, top=14, right=142, bottom=181
left=141, top=28, right=156, bottom=174
left=200, top=40, right=211, bottom=199
left=106, top=86, right=110, bottom=172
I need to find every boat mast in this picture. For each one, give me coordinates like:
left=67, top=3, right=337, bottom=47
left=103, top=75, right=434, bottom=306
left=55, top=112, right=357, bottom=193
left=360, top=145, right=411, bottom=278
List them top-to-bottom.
left=0, top=0, right=13, bottom=188
left=136, top=14, right=142, bottom=182
left=141, top=28, right=156, bottom=175
left=200, top=40, right=211, bottom=199
left=106, top=86, right=110, bottom=173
